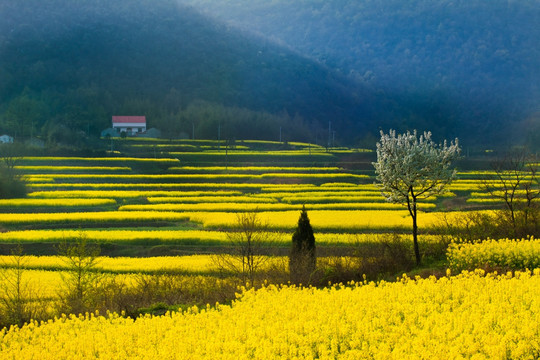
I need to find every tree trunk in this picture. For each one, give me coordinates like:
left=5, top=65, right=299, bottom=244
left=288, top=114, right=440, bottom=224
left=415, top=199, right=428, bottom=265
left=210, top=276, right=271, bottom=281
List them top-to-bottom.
left=407, top=189, right=421, bottom=266
left=412, top=211, right=420, bottom=266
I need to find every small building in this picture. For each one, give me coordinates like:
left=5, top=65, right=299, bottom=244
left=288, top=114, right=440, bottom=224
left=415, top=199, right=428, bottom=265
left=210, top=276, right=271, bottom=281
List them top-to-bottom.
left=112, top=116, right=146, bottom=135
left=0, top=135, right=14, bottom=144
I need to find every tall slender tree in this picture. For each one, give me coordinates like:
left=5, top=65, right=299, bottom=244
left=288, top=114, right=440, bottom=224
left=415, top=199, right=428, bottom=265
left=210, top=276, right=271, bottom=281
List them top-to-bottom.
left=289, top=205, right=316, bottom=284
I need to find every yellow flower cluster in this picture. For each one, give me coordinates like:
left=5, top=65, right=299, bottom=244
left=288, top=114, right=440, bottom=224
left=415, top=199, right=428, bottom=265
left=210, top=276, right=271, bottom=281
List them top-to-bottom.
left=171, top=150, right=336, bottom=156
left=22, top=156, right=180, bottom=164
left=16, top=166, right=131, bottom=172
left=168, top=166, right=342, bottom=173
left=26, top=173, right=366, bottom=183
left=27, top=174, right=259, bottom=180
left=260, top=183, right=378, bottom=192
left=29, top=190, right=242, bottom=198
left=147, top=196, right=278, bottom=204
left=0, top=198, right=116, bottom=207
left=466, top=198, right=504, bottom=204
left=186, top=210, right=445, bottom=231
left=0, top=211, right=190, bottom=225
left=0, top=229, right=228, bottom=244
left=447, top=237, right=540, bottom=271
left=0, top=255, right=288, bottom=276
left=0, top=269, right=64, bottom=299
left=1, top=270, right=539, bottom=359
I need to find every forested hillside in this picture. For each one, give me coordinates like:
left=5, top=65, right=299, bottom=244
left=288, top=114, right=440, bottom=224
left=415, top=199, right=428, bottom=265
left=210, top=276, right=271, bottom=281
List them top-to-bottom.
left=0, top=0, right=538, bottom=149
left=0, top=0, right=378, bottom=146
left=181, top=0, right=540, bottom=149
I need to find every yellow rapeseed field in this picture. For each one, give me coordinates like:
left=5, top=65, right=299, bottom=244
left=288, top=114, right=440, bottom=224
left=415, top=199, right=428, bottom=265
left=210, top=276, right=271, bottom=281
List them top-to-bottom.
left=21, top=156, right=180, bottom=163
left=16, top=166, right=131, bottom=172
left=168, top=166, right=342, bottom=173
left=28, top=190, right=243, bottom=198
left=146, top=196, right=278, bottom=204
left=0, top=198, right=116, bottom=207
left=118, top=202, right=436, bottom=212
left=185, top=210, right=448, bottom=231
left=0, top=211, right=190, bottom=225
left=0, top=229, right=443, bottom=246
left=447, top=237, right=540, bottom=271
left=0, top=255, right=221, bottom=274
left=1, top=270, right=539, bottom=359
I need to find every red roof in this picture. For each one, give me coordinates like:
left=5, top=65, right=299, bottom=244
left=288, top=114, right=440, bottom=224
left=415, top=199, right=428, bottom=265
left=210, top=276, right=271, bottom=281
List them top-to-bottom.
left=112, top=116, right=146, bottom=124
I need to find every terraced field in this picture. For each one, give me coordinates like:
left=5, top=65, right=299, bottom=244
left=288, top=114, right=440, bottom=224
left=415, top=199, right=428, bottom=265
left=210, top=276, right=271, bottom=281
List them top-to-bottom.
left=1, top=138, right=539, bottom=357
left=2, top=139, right=514, bottom=253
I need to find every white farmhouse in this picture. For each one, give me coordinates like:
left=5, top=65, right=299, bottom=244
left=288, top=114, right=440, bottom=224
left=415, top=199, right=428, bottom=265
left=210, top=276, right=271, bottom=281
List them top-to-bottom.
left=112, top=116, right=147, bottom=135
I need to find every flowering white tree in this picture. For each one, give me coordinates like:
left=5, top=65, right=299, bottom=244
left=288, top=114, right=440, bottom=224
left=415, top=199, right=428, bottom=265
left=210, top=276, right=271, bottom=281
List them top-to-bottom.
left=373, top=130, right=460, bottom=265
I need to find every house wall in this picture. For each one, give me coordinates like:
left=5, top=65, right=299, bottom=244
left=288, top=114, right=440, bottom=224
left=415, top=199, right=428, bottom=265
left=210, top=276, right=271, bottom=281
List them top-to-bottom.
left=112, top=124, right=146, bottom=134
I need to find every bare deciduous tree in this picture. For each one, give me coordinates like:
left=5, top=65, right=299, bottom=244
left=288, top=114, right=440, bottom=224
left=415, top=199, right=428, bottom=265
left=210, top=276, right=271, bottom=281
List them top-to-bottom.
left=481, top=152, right=539, bottom=237
left=214, top=212, right=278, bottom=287
left=57, top=233, right=101, bottom=315
left=0, top=245, right=41, bottom=327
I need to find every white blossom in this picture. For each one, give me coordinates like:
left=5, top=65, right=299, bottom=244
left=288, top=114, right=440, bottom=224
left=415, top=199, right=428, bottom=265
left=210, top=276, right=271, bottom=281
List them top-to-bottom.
left=373, top=129, right=460, bottom=205
left=373, top=129, right=460, bottom=264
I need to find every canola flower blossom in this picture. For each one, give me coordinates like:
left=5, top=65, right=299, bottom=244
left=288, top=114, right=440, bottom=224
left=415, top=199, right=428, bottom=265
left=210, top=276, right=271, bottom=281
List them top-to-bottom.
left=21, top=156, right=180, bottom=164
left=16, top=166, right=131, bottom=172
left=168, top=166, right=343, bottom=173
left=28, top=190, right=243, bottom=198
left=0, top=198, right=116, bottom=207
left=118, top=202, right=436, bottom=212
left=186, top=210, right=447, bottom=231
left=0, top=211, right=190, bottom=225
left=447, top=237, right=540, bottom=272
left=0, top=255, right=227, bottom=274
left=1, top=270, right=539, bottom=359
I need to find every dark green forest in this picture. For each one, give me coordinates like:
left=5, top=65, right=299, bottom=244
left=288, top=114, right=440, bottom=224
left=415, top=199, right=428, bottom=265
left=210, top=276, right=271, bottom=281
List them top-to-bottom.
left=0, top=0, right=538, bottom=150
left=182, top=0, right=540, bottom=150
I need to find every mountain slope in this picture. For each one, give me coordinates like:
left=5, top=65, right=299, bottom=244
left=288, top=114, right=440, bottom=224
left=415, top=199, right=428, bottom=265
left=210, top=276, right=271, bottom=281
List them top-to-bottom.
left=0, top=0, right=379, bottom=144
left=180, top=0, right=540, bottom=148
